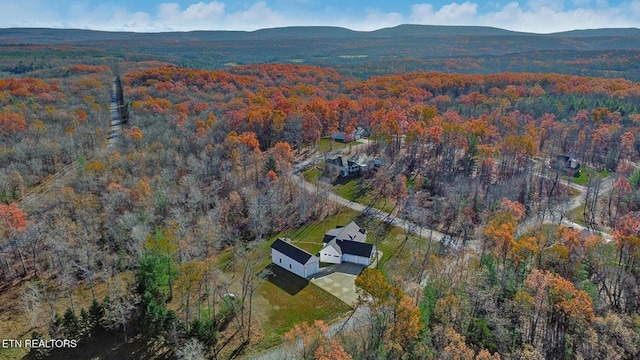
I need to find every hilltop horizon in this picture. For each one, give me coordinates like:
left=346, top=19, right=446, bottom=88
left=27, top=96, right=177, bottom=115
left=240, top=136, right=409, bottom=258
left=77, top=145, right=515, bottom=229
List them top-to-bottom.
left=3, top=23, right=640, bottom=37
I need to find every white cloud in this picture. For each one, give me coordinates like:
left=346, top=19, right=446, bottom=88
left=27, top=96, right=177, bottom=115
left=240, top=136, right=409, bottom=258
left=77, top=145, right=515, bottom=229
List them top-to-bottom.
left=526, top=0, right=565, bottom=12
left=151, top=1, right=289, bottom=31
left=182, top=1, right=225, bottom=20
left=408, top=1, right=640, bottom=33
left=157, top=2, right=226, bottom=27
left=409, top=2, right=479, bottom=26
left=437, top=2, right=478, bottom=22
left=411, top=4, right=436, bottom=19
left=361, top=9, right=404, bottom=30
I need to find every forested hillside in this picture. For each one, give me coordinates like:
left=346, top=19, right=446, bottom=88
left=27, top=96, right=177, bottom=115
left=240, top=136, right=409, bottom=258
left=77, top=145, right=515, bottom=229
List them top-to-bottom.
left=2, top=25, right=640, bottom=80
left=0, top=41, right=639, bottom=360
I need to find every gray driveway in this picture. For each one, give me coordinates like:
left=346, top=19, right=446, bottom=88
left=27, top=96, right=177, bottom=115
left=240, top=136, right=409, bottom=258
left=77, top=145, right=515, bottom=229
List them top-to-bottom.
left=308, top=252, right=381, bottom=306
left=309, top=262, right=364, bottom=306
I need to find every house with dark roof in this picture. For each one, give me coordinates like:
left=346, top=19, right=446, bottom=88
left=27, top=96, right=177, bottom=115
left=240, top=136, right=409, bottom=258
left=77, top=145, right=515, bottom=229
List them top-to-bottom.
left=330, top=126, right=367, bottom=143
left=325, top=154, right=382, bottom=178
left=555, top=154, right=581, bottom=176
left=325, top=155, right=348, bottom=177
left=320, top=222, right=376, bottom=266
left=271, top=238, right=319, bottom=278
left=320, top=239, right=376, bottom=266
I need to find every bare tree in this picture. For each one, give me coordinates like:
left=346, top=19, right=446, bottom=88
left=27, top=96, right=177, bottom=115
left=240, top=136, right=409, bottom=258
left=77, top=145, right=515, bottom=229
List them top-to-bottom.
left=103, top=277, right=138, bottom=343
left=176, top=338, right=206, bottom=360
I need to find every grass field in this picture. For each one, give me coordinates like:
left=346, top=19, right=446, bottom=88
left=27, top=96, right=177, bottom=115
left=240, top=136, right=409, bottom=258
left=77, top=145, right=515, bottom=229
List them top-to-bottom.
left=311, top=138, right=364, bottom=155
left=302, top=166, right=322, bottom=183
left=565, top=166, right=610, bottom=185
left=567, top=205, right=587, bottom=226
left=251, top=206, right=431, bottom=350
left=276, top=208, right=361, bottom=254
left=256, top=266, right=351, bottom=349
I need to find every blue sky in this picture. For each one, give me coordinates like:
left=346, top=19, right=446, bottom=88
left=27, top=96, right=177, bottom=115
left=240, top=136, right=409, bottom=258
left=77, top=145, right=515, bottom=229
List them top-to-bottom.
left=2, top=1, right=639, bottom=33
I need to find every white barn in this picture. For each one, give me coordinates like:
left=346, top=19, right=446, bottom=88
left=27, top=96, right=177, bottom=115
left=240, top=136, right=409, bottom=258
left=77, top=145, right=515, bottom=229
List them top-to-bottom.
left=271, top=238, right=319, bottom=278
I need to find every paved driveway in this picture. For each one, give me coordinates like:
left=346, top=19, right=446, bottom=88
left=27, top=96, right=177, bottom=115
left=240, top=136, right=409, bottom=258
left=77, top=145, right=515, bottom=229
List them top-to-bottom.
left=309, top=252, right=381, bottom=306
left=309, top=262, right=364, bottom=306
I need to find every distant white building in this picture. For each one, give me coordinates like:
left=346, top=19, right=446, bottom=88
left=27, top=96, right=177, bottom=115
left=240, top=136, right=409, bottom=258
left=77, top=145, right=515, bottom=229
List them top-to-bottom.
left=330, top=126, right=368, bottom=142
left=325, top=155, right=383, bottom=177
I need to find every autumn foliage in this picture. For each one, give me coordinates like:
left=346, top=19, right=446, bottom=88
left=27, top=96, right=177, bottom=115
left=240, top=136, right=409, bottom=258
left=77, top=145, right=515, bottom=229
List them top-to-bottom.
left=1, top=59, right=640, bottom=359
left=0, top=203, right=27, bottom=236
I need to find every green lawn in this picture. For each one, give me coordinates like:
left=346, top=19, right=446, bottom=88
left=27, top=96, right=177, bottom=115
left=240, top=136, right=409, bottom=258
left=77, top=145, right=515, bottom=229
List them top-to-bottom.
left=304, top=137, right=363, bottom=155
left=316, top=138, right=349, bottom=153
left=302, top=166, right=322, bottom=183
left=565, top=166, right=610, bottom=185
left=332, top=176, right=397, bottom=213
left=333, top=177, right=360, bottom=200
left=567, top=205, right=588, bottom=226
left=250, top=206, right=442, bottom=351
left=280, top=208, right=361, bottom=254
left=256, top=268, right=351, bottom=349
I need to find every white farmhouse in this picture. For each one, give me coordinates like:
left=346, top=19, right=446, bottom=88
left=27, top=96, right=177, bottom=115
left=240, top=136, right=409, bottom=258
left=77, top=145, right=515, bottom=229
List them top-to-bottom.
left=319, top=222, right=376, bottom=266
left=271, top=238, right=319, bottom=278
left=320, top=239, right=376, bottom=266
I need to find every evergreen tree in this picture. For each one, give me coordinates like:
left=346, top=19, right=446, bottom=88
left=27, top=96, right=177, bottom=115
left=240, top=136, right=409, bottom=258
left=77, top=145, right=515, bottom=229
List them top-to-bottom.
left=264, top=155, right=277, bottom=175
left=88, top=298, right=105, bottom=332
left=62, top=307, right=81, bottom=340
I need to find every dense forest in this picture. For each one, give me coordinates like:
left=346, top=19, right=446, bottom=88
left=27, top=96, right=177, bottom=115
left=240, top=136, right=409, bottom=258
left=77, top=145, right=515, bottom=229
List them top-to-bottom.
left=2, top=25, right=640, bottom=80
left=0, top=31, right=639, bottom=360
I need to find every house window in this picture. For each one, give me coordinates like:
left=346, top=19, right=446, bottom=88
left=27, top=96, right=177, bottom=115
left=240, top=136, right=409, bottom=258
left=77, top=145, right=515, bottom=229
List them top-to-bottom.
left=289, top=264, right=292, bottom=269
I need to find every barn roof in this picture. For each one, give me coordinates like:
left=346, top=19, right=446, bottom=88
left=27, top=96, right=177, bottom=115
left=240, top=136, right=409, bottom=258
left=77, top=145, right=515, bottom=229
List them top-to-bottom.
left=271, top=238, right=316, bottom=265
left=333, top=239, right=374, bottom=257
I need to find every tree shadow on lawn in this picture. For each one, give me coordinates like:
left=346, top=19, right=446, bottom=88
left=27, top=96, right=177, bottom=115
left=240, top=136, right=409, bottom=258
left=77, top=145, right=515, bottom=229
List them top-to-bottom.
left=331, top=173, right=360, bottom=186
left=264, top=264, right=309, bottom=296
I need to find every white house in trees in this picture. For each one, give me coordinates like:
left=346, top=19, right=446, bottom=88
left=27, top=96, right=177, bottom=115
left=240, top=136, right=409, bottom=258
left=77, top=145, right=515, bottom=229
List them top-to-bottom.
left=325, top=154, right=384, bottom=178
left=319, top=222, right=376, bottom=266
left=271, top=238, right=319, bottom=278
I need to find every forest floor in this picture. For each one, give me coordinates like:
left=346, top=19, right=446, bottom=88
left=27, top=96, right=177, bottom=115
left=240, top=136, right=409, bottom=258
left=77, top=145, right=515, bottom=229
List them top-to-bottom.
left=0, top=271, right=133, bottom=360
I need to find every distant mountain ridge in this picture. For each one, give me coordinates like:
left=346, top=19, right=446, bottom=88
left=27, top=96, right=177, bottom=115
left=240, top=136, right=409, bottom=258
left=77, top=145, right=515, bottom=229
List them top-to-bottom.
left=1, top=24, right=640, bottom=80
left=1, top=25, right=639, bottom=44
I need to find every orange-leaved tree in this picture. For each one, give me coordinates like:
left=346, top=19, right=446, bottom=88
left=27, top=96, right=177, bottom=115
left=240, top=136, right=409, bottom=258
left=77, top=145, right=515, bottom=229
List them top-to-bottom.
left=0, top=202, right=28, bottom=277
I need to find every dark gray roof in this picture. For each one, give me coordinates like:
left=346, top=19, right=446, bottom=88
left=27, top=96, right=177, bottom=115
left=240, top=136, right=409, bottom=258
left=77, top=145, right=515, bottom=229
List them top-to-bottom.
left=326, top=156, right=344, bottom=167
left=271, top=238, right=315, bottom=265
left=334, top=239, right=374, bottom=257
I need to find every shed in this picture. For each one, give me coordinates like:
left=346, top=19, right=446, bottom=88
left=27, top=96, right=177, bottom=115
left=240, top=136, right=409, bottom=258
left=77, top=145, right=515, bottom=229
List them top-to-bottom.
left=271, top=238, right=319, bottom=278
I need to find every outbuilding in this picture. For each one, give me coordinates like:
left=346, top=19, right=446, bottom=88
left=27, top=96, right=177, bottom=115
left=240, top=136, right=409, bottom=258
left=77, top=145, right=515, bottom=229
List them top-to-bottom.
left=271, top=238, right=320, bottom=278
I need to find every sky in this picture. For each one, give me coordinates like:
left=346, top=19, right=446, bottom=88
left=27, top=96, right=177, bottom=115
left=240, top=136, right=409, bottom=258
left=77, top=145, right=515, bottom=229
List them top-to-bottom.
left=2, top=0, right=639, bottom=34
